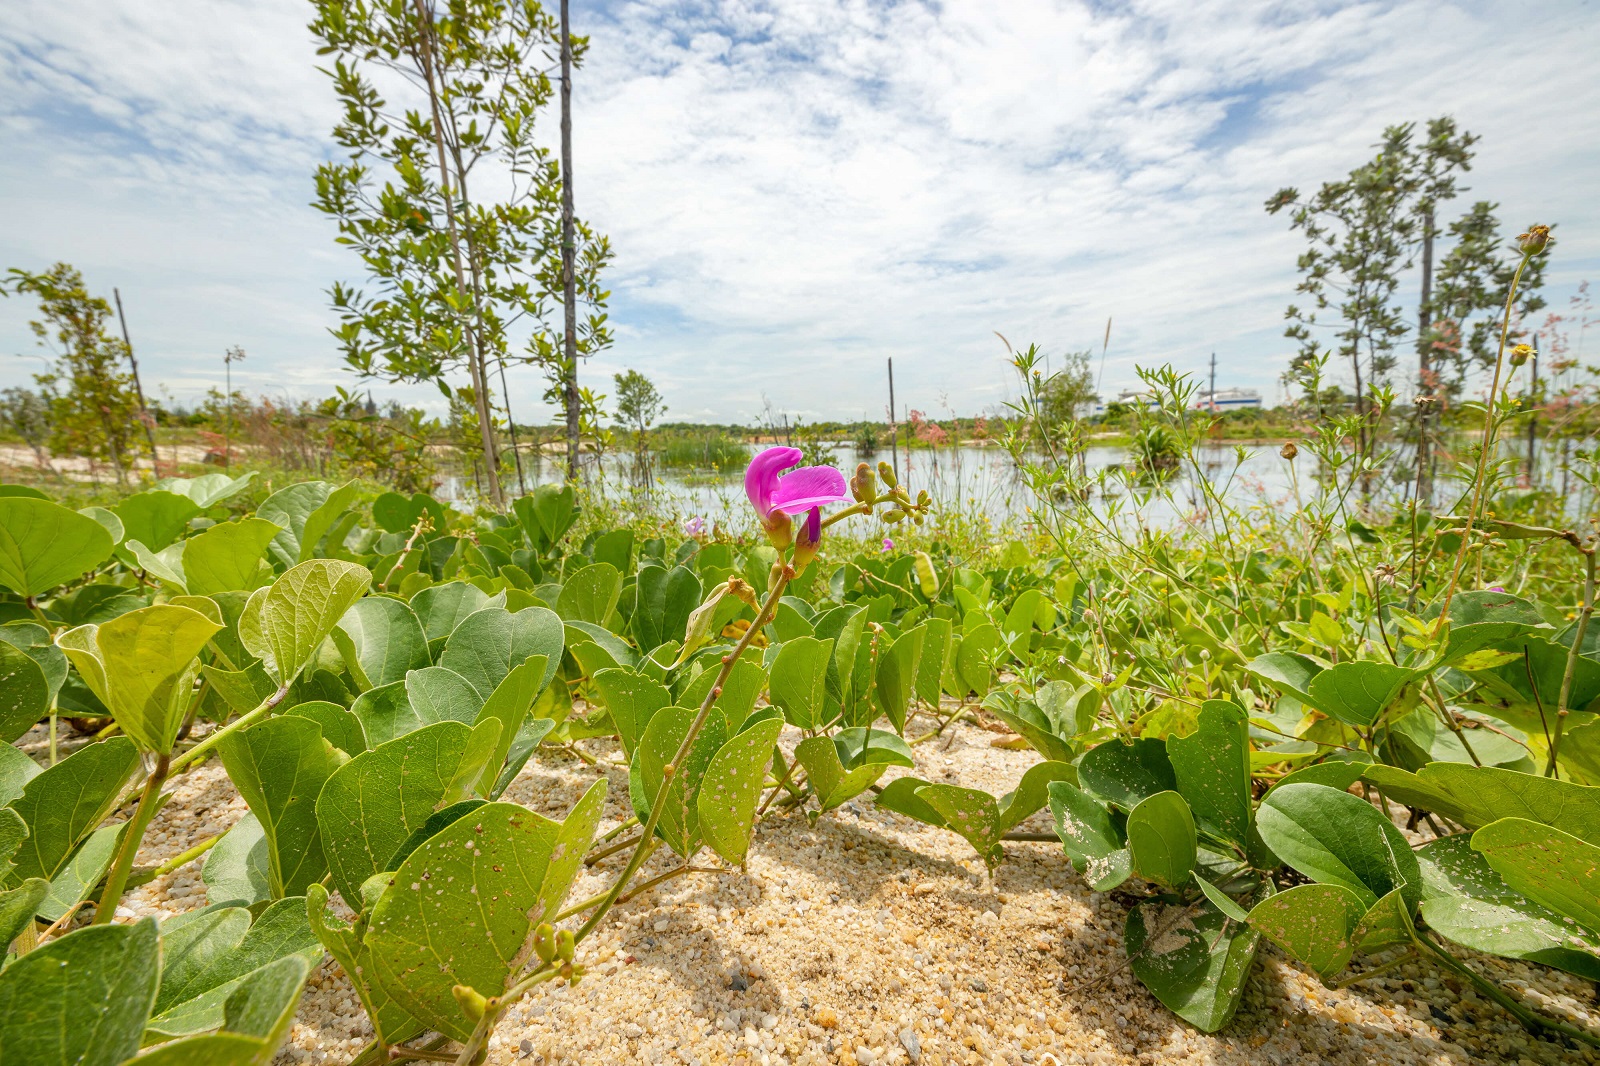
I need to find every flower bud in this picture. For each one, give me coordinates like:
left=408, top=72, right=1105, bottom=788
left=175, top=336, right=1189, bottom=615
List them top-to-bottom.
left=1516, top=224, right=1551, bottom=256
left=1508, top=343, right=1534, bottom=367
left=1279, top=441, right=1298, bottom=461
left=877, top=460, right=898, bottom=489
left=851, top=463, right=878, bottom=504
left=792, top=506, right=822, bottom=575
left=882, top=508, right=906, bottom=524
left=913, top=551, right=938, bottom=597
left=533, top=923, right=557, bottom=964
left=556, top=928, right=576, bottom=963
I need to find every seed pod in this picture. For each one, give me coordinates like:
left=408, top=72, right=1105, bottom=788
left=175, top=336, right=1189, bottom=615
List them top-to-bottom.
left=1279, top=441, right=1298, bottom=460
left=851, top=462, right=878, bottom=504
left=882, top=509, right=907, bottom=524
left=913, top=551, right=938, bottom=597
left=533, top=923, right=557, bottom=964
left=556, top=928, right=576, bottom=963
left=452, top=983, right=488, bottom=1022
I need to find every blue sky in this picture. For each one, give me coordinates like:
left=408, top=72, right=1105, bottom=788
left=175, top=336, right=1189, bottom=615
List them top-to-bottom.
left=2, top=0, right=1597, bottom=424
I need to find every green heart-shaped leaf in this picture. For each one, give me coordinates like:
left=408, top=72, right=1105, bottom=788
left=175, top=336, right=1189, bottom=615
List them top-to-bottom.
left=0, top=496, right=115, bottom=598
left=182, top=518, right=282, bottom=597
left=59, top=604, right=220, bottom=754
left=218, top=717, right=346, bottom=898
left=697, top=717, right=784, bottom=865
left=6, top=736, right=140, bottom=884
left=1256, top=783, right=1420, bottom=911
left=1126, top=790, right=1197, bottom=889
left=366, top=801, right=595, bottom=1040
left=1473, top=817, right=1600, bottom=936
left=1245, top=883, right=1366, bottom=983
left=1126, top=895, right=1260, bottom=1032
left=0, top=918, right=159, bottom=1065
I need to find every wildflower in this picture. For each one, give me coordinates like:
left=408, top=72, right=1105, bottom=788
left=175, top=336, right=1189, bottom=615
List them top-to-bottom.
left=1517, top=224, right=1551, bottom=256
left=1509, top=344, right=1535, bottom=367
left=744, top=446, right=850, bottom=550
left=683, top=515, right=706, bottom=538
left=881, top=537, right=894, bottom=552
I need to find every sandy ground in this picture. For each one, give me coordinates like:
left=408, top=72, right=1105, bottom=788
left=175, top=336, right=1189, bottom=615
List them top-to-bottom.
left=24, top=718, right=1600, bottom=1066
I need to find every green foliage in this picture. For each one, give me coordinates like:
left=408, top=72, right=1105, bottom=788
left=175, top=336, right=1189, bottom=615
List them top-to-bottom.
left=1, top=263, right=146, bottom=484
left=6, top=446, right=1600, bottom=1057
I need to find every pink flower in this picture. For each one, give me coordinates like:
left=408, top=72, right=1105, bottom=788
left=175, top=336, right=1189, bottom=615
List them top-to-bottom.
left=744, top=447, right=850, bottom=548
left=684, top=516, right=706, bottom=537
left=881, top=537, right=894, bottom=552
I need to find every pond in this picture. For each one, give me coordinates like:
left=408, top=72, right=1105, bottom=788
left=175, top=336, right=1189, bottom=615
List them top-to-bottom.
left=440, top=441, right=1316, bottom=532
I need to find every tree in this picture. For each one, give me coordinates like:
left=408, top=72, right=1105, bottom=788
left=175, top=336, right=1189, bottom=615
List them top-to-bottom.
left=310, top=0, right=612, bottom=508
left=1397, top=117, right=1477, bottom=501
left=1267, top=141, right=1413, bottom=457
left=1430, top=204, right=1549, bottom=396
left=2, top=264, right=144, bottom=485
left=1035, top=349, right=1096, bottom=445
left=612, top=369, right=664, bottom=484
left=0, top=387, right=55, bottom=474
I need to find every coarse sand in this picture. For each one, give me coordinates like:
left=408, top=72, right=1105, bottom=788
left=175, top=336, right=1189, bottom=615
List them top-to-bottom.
left=37, top=717, right=1598, bottom=1066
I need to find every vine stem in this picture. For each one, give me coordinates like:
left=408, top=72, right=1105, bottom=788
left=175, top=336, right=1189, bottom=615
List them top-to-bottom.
left=1432, top=249, right=1534, bottom=636
left=1549, top=538, right=1597, bottom=776
left=449, top=572, right=794, bottom=1066
left=89, top=684, right=293, bottom=924
left=168, top=684, right=289, bottom=776
left=93, top=753, right=169, bottom=925
left=1415, top=931, right=1600, bottom=1048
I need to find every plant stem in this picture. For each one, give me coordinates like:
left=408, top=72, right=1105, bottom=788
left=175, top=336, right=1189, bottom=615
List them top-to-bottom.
left=1433, top=251, right=1533, bottom=634
left=1549, top=540, right=1597, bottom=776
left=572, top=572, right=791, bottom=946
left=448, top=573, right=794, bottom=1066
left=168, top=685, right=288, bottom=776
left=93, top=753, right=169, bottom=925
left=583, top=832, right=642, bottom=867
left=1416, top=931, right=1600, bottom=1047
left=1331, top=948, right=1417, bottom=989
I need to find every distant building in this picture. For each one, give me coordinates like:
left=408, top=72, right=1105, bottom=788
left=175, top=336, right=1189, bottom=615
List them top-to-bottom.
left=1193, top=387, right=1263, bottom=411
left=1091, top=389, right=1157, bottom=416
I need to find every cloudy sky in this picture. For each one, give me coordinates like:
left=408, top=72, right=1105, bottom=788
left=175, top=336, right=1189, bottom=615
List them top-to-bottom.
left=2, top=0, right=1595, bottom=424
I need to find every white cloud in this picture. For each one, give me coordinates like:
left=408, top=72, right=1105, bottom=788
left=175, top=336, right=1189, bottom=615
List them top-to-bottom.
left=1, top=0, right=1596, bottom=422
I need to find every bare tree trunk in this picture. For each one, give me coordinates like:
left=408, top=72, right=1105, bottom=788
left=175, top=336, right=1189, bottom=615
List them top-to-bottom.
left=411, top=0, right=504, bottom=508
left=560, top=0, right=581, bottom=483
left=1416, top=205, right=1435, bottom=506
left=113, top=288, right=161, bottom=478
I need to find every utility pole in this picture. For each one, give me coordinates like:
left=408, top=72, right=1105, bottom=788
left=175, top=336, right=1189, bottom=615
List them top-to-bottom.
left=559, top=0, right=581, bottom=483
left=113, top=288, right=160, bottom=478
left=1209, top=352, right=1217, bottom=411
left=887, top=358, right=898, bottom=474
left=782, top=413, right=791, bottom=448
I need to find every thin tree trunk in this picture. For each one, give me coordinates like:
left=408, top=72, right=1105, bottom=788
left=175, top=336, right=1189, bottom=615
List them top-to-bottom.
left=411, top=0, right=504, bottom=508
left=560, top=0, right=581, bottom=483
left=441, top=109, right=527, bottom=499
left=1416, top=206, right=1435, bottom=505
left=113, top=288, right=161, bottom=478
